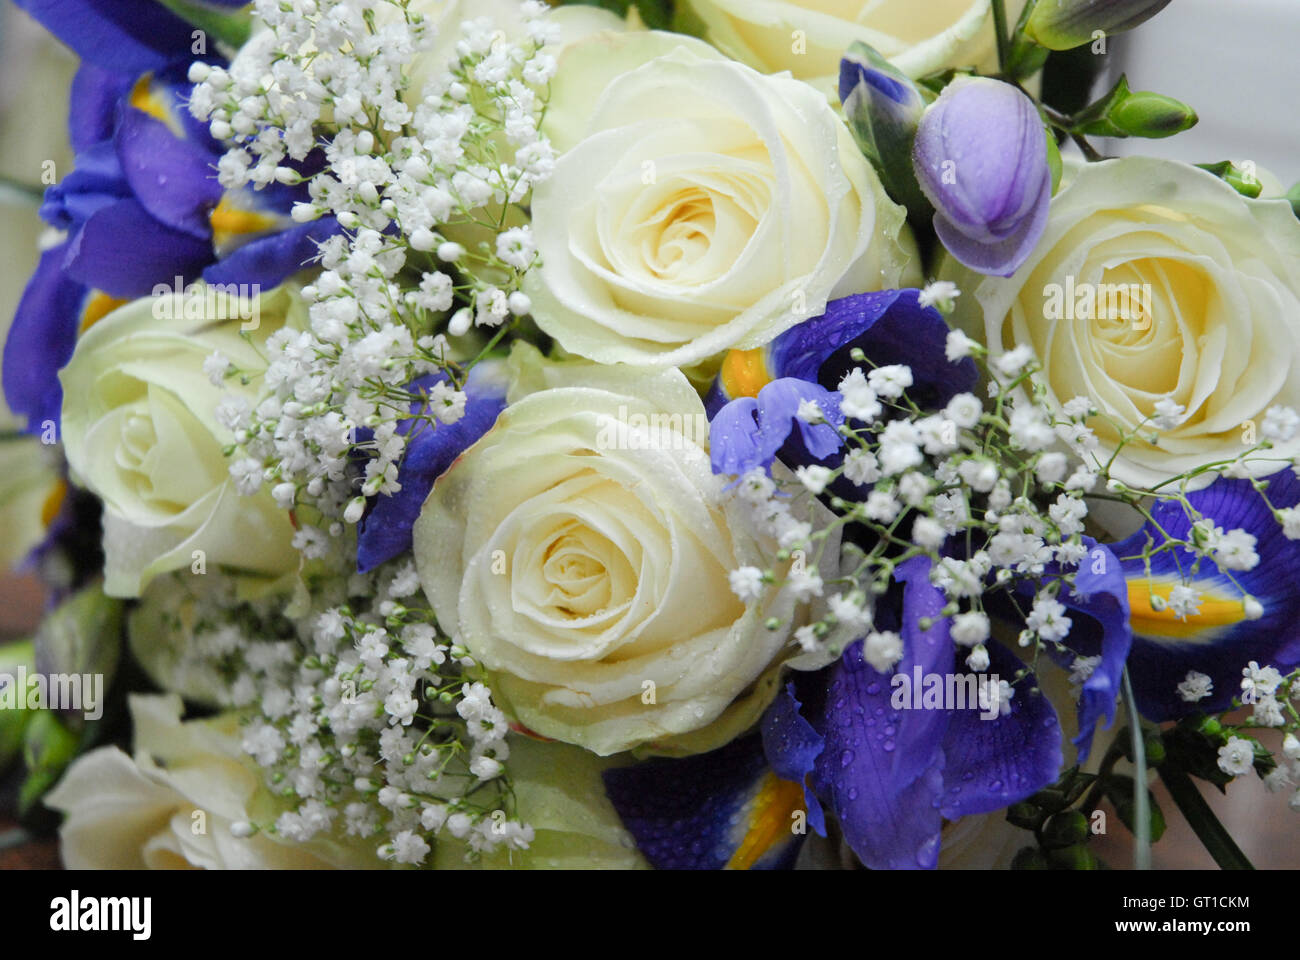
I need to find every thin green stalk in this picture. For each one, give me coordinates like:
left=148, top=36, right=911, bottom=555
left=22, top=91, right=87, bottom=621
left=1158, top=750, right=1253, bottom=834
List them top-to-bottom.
left=992, top=0, right=1012, bottom=73
left=0, top=174, right=43, bottom=208
left=1122, top=670, right=1150, bottom=869
left=1159, top=766, right=1254, bottom=870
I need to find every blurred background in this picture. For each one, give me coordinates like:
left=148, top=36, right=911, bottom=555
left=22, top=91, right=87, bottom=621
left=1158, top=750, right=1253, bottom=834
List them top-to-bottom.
left=0, top=0, right=1296, bottom=868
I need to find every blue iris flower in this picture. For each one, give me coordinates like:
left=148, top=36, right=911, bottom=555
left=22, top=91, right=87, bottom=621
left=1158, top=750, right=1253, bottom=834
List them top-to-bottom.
left=4, top=0, right=340, bottom=436
left=706, top=289, right=978, bottom=477
left=355, top=364, right=509, bottom=574
left=1108, top=469, right=1300, bottom=720
left=603, top=557, right=1065, bottom=870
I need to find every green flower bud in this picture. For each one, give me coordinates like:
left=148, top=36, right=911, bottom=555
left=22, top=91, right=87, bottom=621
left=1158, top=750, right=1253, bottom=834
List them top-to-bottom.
left=1026, top=0, right=1173, bottom=52
left=1075, top=76, right=1197, bottom=140
left=1195, top=161, right=1265, bottom=199
left=0, top=640, right=36, bottom=774
left=18, top=711, right=80, bottom=816
left=1041, top=810, right=1090, bottom=849
left=1046, top=842, right=1100, bottom=870
left=1011, top=846, right=1052, bottom=870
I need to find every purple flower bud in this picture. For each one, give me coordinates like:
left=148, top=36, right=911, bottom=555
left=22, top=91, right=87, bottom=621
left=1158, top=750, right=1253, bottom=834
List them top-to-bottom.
left=912, top=77, right=1052, bottom=278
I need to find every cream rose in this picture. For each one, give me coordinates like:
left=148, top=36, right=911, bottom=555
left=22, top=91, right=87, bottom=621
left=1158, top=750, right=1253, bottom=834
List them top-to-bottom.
left=400, top=0, right=632, bottom=104
left=680, top=0, right=1029, bottom=92
left=525, top=30, right=916, bottom=369
left=946, top=157, right=1300, bottom=489
left=58, top=284, right=304, bottom=597
left=414, top=347, right=836, bottom=756
left=44, top=694, right=374, bottom=869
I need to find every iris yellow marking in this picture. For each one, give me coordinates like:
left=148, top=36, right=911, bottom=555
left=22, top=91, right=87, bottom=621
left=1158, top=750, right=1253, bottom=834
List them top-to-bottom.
left=129, top=75, right=175, bottom=129
left=209, top=195, right=277, bottom=249
left=79, top=292, right=128, bottom=333
left=720, top=347, right=772, bottom=400
left=40, top=477, right=68, bottom=529
left=1127, top=578, right=1249, bottom=640
left=725, top=772, right=806, bottom=870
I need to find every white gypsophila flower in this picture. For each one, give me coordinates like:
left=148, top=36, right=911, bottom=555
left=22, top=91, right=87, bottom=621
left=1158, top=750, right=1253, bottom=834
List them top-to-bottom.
left=1217, top=736, right=1256, bottom=778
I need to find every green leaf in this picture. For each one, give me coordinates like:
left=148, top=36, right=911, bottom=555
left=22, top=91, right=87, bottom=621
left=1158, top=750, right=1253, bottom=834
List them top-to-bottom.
left=156, top=0, right=253, bottom=49
left=557, top=0, right=675, bottom=30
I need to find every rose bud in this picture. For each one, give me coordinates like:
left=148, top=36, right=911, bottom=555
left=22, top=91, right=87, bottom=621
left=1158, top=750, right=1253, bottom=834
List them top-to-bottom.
left=912, top=77, right=1052, bottom=277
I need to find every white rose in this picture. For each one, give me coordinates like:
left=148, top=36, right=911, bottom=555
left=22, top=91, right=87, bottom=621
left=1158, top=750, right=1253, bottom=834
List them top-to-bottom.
left=400, top=0, right=632, bottom=102
left=680, top=0, right=1029, bottom=93
left=525, top=30, right=917, bottom=369
left=946, top=157, right=1300, bottom=489
left=58, top=284, right=305, bottom=597
left=414, top=346, right=837, bottom=756
left=0, top=436, right=61, bottom=573
left=44, top=694, right=374, bottom=869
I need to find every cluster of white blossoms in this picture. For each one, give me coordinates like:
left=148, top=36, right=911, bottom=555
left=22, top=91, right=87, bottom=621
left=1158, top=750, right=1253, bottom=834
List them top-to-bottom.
left=174, top=0, right=562, bottom=864
left=189, top=0, right=557, bottom=544
left=726, top=288, right=1300, bottom=698
left=159, top=555, right=528, bottom=864
left=1202, top=661, right=1300, bottom=813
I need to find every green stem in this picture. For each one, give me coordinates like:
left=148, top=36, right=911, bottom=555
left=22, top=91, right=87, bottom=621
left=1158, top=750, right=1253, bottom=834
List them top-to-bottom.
left=992, top=0, right=1012, bottom=74
left=0, top=174, right=44, bottom=208
left=1122, top=670, right=1150, bottom=870
left=1159, top=766, right=1254, bottom=870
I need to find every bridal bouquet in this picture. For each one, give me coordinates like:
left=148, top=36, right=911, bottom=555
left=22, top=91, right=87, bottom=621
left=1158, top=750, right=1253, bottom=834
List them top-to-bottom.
left=3, top=0, right=1299, bottom=871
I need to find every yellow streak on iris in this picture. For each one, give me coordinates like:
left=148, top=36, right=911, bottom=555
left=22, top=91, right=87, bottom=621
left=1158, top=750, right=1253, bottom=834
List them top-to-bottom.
left=129, top=75, right=177, bottom=132
left=209, top=195, right=277, bottom=249
left=80, top=292, right=128, bottom=333
left=719, top=347, right=772, bottom=400
left=40, top=477, right=68, bottom=529
left=1127, top=578, right=1250, bottom=641
left=725, top=773, right=806, bottom=870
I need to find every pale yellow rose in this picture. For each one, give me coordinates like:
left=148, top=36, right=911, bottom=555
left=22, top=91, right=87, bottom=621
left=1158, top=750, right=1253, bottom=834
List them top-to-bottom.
left=400, top=0, right=633, bottom=102
left=680, top=0, right=1030, bottom=93
left=526, top=29, right=917, bottom=369
left=946, top=157, right=1300, bottom=489
left=58, top=284, right=305, bottom=597
left=414, top=346, right=838, bottom=756
left=0, top=435, right=61, bottom=572
left=44, top=694, right=377, bottom=869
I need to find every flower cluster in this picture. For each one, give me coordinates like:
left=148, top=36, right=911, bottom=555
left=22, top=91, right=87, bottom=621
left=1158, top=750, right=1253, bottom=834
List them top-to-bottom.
left=190, top=0, right=556, bottom=542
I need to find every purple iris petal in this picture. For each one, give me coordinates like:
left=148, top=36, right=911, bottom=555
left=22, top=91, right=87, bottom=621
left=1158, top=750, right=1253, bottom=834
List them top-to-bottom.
left=14, top=0, right=200, bottom=74
left=68, top=63, right=134, bottom=152
left=913, top=78, right=1052, bottom=277
left=114, top=107, right=224, bottom=239
left=40, top=139, right=131, bottom=232
left=62, top=196, right=213, bottom=298
left=203, top=217, right=343, bottom=289
left=1, top=244, right=86, bottom=434
left=771, top=289, right=978, bottom=409
left=356, top=365, right=507, bottom=573
left=709, top=378, right=843, bottom=476
left=1111, top=470, right=1300, bottom=721
left=1017, top=538, right=1131, bottom=761
left=802, top=558, right=953, bottom=870
left=938, top=641, right=1063, bottom=819
left=809, top=642, right=947, bottom=870
left=760, top=683, right=826, bottom=837
left=602, top=733, right=805, bottom=870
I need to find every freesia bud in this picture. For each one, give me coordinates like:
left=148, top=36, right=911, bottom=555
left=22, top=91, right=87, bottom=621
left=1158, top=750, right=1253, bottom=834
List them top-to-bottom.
left=1026, top=0, right=1173, bottom=51
left=839, top=43, right=928, bottom=222
left=1076, top=76, right=1197, bottom=140
left=912, top=77, right=1052, bottom=277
